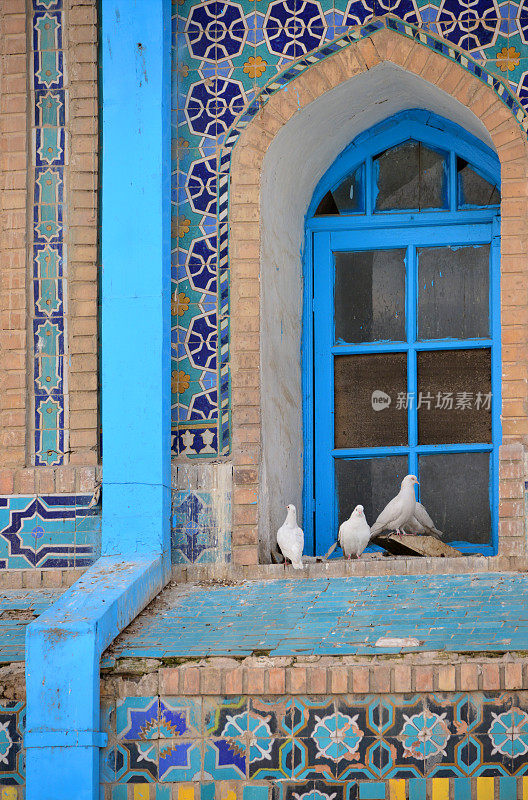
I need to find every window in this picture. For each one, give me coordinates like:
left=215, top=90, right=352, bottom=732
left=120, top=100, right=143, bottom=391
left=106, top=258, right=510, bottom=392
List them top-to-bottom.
left=306, top=111, right=500, bottom=556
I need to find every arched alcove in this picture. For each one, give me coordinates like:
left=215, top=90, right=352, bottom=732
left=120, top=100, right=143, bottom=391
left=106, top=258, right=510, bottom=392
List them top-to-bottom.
left=227, top=25, right=528, bottom=563
left=260, top=62, right=497, bottom=553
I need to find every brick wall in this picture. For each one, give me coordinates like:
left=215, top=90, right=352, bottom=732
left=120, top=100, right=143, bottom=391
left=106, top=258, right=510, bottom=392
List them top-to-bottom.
left=0, top=0, right=101, bottom=574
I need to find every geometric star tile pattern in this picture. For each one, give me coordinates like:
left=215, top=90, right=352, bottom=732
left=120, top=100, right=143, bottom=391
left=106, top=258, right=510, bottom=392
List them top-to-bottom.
left=172, top=0, right=528, bottom=458
left=0, top=494, right=101, bottom=571
left=99, top=691, right=528, bottom=790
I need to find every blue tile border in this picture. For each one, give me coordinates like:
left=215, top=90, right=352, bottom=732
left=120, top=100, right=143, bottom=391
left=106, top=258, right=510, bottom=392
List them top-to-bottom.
left=32, top=0, right=67, bottom=466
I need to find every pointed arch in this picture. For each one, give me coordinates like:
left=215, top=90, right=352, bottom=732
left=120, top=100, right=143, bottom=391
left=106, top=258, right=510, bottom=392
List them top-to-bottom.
left=223, top=20, right=528, bottom=562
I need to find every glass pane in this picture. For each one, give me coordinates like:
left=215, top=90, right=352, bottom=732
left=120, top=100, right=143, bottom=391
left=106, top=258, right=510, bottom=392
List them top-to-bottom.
left=374, top=140, right=448, bottom=211
left=457, top=158, right=500, bottom=208
left=315, top=165, right=365, bottom=216
left=417, top=244, right=490, bottom=340
left=334, top=249, right=406, bottom=343
left=417, top=348, right=492, bottom=445
left=334, top=353, right=408, bottom=448
left=419, top=452, right=491, bottom=545
left=336, top=456, right=408, bottom=529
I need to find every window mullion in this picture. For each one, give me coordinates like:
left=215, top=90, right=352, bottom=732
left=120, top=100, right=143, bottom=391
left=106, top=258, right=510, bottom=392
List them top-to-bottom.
left=407, top=245, right=418, bottom=478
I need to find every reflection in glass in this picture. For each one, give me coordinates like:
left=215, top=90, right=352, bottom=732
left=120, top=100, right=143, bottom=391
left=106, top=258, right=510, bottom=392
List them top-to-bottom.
left=374, top=140, right=448, bottom=211
left=457, top=158, right=500, bottom=208
left=315, top=165, right=365, bottom=216
left=418, top=244, right=490, bottom=340
left=334, top=249, right=406, bottom=343
left=417, top=348, right=492, bottom=445
left=334, top=353, right=408, bottom=449
left=419, top=452, right=491, bottom=544
left=335, top=456, right=408, bottom=529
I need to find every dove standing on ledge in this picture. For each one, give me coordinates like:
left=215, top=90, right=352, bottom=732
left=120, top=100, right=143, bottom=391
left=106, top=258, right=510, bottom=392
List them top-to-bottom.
left=369, top=474, right=419, bottom=538
left=403, top=501, right=444, bottom=539
left=277, top=504, right=304, bottom=569
left=339, top=504, right=371, bottom=559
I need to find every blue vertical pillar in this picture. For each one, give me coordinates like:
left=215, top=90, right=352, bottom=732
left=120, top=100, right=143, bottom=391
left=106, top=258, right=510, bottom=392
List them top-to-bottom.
left=101, top=0, right=172, bottom=559
left=25, top=2, right=171, bottom=798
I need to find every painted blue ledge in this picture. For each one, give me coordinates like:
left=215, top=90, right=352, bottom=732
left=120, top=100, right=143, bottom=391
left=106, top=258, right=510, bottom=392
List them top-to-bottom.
left=25, top=0, right=171, bottom=798
left=25, top=556, right=166, bottom=799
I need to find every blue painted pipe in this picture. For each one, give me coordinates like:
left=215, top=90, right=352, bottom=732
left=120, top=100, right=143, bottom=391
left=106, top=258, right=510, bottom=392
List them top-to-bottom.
left=25, top=1, right=172, bottom=796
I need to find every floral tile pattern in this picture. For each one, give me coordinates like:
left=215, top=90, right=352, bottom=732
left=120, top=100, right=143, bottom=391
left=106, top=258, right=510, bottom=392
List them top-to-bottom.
left=31, top=0, right=68, bottom=466
left=171, top=0, right=528, bottom=459
left=100, top=691, right=528, bottom=790
left=0, top=702, right=25, bottom=786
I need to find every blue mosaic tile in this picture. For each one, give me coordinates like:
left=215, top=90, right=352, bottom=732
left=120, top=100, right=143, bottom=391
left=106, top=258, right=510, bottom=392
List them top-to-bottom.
left=31, top=1, right=67, bottom=466
left=0, top=494, right=100, bottom=570
left=108, top=573, right=528, bottom=659
left=159, top=739, right=202, bottom=781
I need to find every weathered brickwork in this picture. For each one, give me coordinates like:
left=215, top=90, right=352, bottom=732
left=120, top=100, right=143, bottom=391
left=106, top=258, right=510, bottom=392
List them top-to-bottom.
left=0, top=0, right=29, bottom=467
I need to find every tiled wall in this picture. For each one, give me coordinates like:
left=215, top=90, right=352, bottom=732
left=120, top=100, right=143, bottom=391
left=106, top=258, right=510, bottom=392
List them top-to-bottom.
left=31, top=0, right=68, bottom=466
left=171, top=0, right=528, bottom=460
left=171, top=464, right=232, bottom=564
left=0, top=494, right=100, bottom=570
left=5, top=690, right=528, bottom=792
left=96, top=693, right=528, bottom=795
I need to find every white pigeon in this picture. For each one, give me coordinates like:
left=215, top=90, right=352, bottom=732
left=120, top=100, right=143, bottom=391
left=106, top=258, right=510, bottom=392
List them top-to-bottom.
left=369, top=474, right=419, bottom=538
left=403, top=502, right=444, bottom=539
left=277, top=504, right=304, bottom=570
left=338, top=504, right=371, bottom=559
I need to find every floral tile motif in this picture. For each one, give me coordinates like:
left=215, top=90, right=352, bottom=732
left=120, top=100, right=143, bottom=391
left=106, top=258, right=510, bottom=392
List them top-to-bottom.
left=31, top=0, right=68, bottom=466
left=204, top=696, right=249, bottom=737
left=249, top=696, right=292, bottom=736
left=0, top=702, right=25, bottom=785
left=248, top=737, right=292, bottom=779
left=113, top=740, right=159, bottom=783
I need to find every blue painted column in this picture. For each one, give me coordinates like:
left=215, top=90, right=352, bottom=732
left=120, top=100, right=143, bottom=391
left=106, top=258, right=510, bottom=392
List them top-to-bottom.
left=101, top=0, right=172, bottom=558
left=25, top=2, right=171, bottom=798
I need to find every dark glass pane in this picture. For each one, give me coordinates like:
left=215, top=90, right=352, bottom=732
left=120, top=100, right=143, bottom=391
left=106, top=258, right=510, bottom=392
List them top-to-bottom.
left=374, top=140, right=448, bottom=211
left=457, top=157, right=500, bottom=208
left=315, top=165, right=365, bottom=216
left=417, top=244, right=490, bottom=340
left=334, top=249, right=406, bottom=343
left=417, top=348, right=492, bottom=445
left=334, top=353, right=408, bottom=448
left=418, top=452, right=491, bottom=545
left=336, top=456, right=408, bottom=529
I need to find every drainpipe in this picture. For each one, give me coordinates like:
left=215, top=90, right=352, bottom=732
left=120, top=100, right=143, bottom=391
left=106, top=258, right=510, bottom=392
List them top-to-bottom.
left=25, top=2, right=172, bottom=798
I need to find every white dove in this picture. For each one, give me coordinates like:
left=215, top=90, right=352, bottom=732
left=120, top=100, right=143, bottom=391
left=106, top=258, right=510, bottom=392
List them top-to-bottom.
left=369, top=474, right=419, bottom=538
left=403, top=501, right=444, bottom=539
left=277, top=504, right=304, bottom=570
left=338, top=504, right=371, bottom=559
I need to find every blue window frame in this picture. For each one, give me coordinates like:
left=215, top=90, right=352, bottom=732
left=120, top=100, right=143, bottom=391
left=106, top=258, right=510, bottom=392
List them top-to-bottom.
left=303, top=110, right=501, bottom=557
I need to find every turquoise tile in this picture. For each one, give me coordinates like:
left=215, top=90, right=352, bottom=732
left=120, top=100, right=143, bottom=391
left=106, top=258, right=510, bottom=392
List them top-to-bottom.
left=409, top=779, right=427, bottom=800
left=359, top=783, right=385, bottom=799
left=243, top=787, right=269, bottom=800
